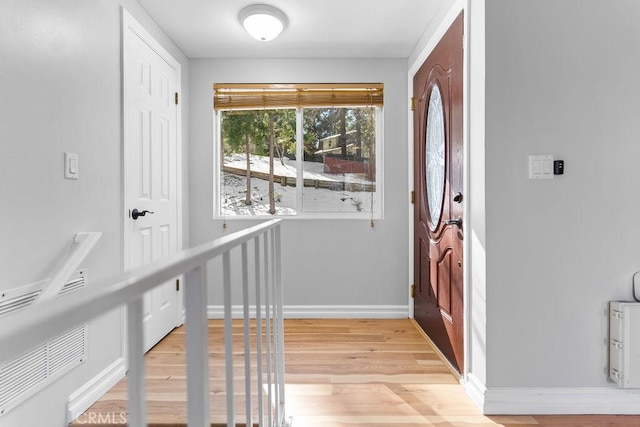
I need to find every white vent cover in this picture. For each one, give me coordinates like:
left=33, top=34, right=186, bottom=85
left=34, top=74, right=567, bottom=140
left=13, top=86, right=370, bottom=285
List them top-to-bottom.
left=0, top=270, right=87, bottom=317
left=0, top=271, right=88, bottom=416
left=57, top=275, right=86, bottom=297
left=0, top=291, right=41, bottom=317
left=0, top=325, right=86, bottom=416
left=0, top=346, right=47, bottom=415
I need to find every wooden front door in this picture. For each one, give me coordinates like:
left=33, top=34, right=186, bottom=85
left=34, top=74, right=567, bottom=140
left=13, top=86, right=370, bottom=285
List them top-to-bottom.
left=413, top=13, right=464, bottom=372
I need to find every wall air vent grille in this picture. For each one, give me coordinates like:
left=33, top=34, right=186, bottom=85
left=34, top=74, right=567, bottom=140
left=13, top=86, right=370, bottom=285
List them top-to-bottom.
left=0, top=270, right=88, bottom=416
left=0, top=270, right=87, bottom=318
left=57, top=275, right=86, bottom=297
left=0, top=291, right=41, bottom=317
left=0, top=325, right=87, bottom=416
left=48, top=325, right=86, bottom=376
left=0, top=346, right=48, bottom=412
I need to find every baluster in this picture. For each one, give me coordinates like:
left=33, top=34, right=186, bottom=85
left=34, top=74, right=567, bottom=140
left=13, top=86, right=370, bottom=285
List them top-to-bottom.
left=274, top=225, right=286, bottom=422
left=270, top=227, right=281, bottom=424
left=263, top=231, right=273, bottom=427
left=254, top=235, right=265, bottom=426
left=241, top=242, right=253, bottom=427
left=222, top=251, right=235, bottom=427
left=185, top=265, right=210, bottom=427
left=126, top=297, right=147, bottom=427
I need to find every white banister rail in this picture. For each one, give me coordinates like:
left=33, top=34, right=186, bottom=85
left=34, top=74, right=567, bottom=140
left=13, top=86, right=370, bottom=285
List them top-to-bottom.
left=0, top=219, right=288, bottom=427
left=35, top=231, right=102, bottom=304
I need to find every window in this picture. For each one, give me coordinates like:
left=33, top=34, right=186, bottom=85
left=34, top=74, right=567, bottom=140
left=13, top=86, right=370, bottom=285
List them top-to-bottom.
left=214, top=84, right=383, bottom=219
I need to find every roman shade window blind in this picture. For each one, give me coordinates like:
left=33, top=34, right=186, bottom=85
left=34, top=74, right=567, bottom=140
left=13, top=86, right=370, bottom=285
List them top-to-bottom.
left=213, top=83, right=384, bottom=110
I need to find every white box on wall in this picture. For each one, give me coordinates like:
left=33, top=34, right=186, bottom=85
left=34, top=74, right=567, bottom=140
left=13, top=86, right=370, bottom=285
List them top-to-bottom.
left=610, top=301, right=640, bottom=388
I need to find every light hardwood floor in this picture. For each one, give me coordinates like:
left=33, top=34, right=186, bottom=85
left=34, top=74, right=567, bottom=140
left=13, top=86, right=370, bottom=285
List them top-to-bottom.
left=72, top=319, right=640, bottom=426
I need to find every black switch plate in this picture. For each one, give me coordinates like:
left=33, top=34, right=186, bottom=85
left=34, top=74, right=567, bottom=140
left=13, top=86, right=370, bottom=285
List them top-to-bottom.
left=553, top=160, right=564, bottom=175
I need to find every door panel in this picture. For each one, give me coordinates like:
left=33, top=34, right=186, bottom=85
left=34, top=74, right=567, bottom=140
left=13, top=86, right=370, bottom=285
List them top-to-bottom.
left=413, top=12, right=464, bottom=372
left=125, top=19, right=180, bottom=353
left=437, top=248, right=452, bottom=316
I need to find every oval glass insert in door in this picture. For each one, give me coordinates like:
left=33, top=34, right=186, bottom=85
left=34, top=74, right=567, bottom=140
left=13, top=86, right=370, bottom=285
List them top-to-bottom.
left=425, top=84, right=446, bottom=230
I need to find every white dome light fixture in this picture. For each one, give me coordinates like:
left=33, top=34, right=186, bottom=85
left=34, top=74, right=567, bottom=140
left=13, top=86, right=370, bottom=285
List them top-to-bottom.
left=239, top=4, right=287, bottom=42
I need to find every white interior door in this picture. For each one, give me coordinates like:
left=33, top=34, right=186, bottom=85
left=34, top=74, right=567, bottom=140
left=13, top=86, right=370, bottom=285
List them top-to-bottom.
left=123, top=11, right=182, bottom=353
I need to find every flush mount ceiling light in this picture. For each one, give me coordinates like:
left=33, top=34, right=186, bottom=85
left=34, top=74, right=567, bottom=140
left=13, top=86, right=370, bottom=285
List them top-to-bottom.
left=238, top=4, right=287, bottom=42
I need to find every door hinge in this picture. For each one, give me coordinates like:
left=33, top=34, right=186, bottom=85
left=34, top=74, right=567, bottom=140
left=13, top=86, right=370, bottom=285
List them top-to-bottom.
left=175, top=92, right=179, bottom=105
left=410, top=97, right=416, bottom=111
left=410, top=191, right=415, bottom=204
left=176, top=279, right=180, bottom=291
left=410, top=284, right=415, bottom=298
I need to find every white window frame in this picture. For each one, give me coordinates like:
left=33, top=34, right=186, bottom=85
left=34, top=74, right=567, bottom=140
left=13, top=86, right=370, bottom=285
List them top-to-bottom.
left=213, top=107, right=384, bottom=220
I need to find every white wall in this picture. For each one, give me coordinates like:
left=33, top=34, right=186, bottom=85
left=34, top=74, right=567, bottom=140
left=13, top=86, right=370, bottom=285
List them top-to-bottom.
left=408, top=0, right=464, bottom=70
left=484, top=0, right=640, bottom=390
left=0, top=1, right=188, bottom=425
left=188, top=59, right=409, bottom=312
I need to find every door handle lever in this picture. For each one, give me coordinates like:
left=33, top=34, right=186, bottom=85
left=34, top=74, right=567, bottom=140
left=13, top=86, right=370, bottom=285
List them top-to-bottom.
left=131, top=208, right=155, bottom=220
left=443, top=217, right=462, bottom=228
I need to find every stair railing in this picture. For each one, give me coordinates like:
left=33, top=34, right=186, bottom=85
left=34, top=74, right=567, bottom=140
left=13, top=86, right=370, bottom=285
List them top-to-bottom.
left=0, top=219, right=288, bottom=427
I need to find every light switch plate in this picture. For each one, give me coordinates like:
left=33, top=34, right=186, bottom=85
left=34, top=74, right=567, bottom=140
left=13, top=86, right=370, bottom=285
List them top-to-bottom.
left=64, top=152, right=79, bottom=179
left=529, top=155, right=553, bottom=179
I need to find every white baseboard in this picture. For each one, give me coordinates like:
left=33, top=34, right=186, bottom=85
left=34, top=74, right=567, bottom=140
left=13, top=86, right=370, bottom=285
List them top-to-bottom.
left=207, top=305, right=409, bottom=319
left=66, top=357, right=126, bottom=423
left=462, top=373, right=640, bottom=415
left=462, top=373, right=486, bottom=411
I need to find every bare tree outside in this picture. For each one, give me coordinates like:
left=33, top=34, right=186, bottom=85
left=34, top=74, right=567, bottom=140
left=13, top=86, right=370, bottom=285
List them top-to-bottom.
left=268, top=112, right=276, bottom=214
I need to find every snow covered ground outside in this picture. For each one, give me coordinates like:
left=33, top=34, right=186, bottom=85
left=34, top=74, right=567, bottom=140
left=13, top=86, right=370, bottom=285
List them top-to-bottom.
left=223, top=153, right=372, bottom=184
left=220, top=154, right=376, bottom=216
